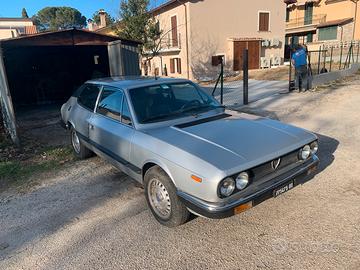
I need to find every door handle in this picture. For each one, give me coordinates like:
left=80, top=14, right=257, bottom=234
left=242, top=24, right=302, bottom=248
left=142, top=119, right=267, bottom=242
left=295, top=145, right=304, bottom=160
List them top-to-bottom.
left=89, top=124, right=94, bottom=130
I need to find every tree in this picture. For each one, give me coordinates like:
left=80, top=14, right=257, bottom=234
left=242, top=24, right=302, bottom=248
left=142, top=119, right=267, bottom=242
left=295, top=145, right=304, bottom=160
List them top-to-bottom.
left=118, top=0, right=163, bottom=72
left=33, top=7, right=86, bottom=31
left=21, top=8, right=29, bottom=18
left=92, top=11, right=115, bottom=26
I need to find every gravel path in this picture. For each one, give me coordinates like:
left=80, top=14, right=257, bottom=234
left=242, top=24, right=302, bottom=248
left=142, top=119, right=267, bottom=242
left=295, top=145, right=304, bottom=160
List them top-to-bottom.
left=1, top=76, right=360, bottom=270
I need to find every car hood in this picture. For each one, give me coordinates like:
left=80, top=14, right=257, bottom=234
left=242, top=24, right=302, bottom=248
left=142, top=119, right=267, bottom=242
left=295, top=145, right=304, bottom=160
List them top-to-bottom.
left=145, top=112, right=317, bottom=172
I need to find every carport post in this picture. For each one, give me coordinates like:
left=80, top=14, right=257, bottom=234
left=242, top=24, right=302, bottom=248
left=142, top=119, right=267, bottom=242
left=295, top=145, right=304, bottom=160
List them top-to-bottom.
left=0, top=46, right=19, bottom=146
left=243, top=49, right=249, bottom=105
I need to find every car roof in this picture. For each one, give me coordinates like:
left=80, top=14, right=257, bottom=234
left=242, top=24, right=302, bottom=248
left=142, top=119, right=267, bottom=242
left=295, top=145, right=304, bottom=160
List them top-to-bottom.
left=86, top=76, right=192, bottom=89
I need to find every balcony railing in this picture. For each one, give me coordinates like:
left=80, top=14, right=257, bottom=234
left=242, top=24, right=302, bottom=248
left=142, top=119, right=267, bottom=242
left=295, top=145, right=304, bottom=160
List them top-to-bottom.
left=286, top=14, right=327, bottom=29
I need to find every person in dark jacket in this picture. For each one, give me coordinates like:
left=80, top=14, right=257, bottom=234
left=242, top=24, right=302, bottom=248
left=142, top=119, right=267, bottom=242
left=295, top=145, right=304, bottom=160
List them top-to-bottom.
left=291, top=45, right=309, bottom=92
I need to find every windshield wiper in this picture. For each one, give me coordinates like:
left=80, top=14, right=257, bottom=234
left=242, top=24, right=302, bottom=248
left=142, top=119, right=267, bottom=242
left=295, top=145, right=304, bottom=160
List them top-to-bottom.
left=181, top=104, right=225, bottom=114
left=142, top=111, right=185, bottom=123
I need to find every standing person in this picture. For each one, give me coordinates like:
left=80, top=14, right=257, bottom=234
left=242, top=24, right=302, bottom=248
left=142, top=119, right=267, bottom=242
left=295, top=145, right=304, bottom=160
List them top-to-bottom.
left=291, top=44, right=309, bottom=92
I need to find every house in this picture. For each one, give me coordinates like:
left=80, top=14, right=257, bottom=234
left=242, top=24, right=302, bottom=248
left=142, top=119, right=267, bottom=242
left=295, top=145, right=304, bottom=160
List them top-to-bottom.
left=144, top=0, right=286, bottom=80
left=285, top=0, right=360, bottom=46
left=0, top=17, right=37, bottom=40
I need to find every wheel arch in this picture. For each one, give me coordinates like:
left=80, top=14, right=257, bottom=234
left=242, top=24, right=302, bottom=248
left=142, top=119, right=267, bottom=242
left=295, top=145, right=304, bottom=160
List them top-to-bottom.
left=142, top=160, right=176, bottom=186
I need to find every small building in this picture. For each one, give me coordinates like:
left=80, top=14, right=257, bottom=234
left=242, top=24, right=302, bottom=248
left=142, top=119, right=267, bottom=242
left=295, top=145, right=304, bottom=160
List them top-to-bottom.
left=143, top=0, right=286, bottom=80
left=285, top=0, right=359, bottom=46
left=0, top=17, right=37, bottom=40
left=0, top=29, right=140, bottom=144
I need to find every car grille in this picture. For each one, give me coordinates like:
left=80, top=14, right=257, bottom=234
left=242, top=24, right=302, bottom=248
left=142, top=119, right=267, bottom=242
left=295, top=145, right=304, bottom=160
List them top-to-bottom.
left=250, top=149, right=300, bottom=182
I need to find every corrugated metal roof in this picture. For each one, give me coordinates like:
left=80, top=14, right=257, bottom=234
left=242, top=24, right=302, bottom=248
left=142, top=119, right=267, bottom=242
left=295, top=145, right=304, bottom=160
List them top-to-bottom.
left=0, top=28, right=141, bottom=46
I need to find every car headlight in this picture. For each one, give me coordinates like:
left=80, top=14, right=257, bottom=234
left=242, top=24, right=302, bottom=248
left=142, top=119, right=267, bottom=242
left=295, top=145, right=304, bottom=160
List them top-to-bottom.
left=310, top=141, right=318, bottom=154
left=299, top=144, right=311, bottom=160
left=236, top=172, right=249, bottom=190
left=219, top=177, right=235, bottom=197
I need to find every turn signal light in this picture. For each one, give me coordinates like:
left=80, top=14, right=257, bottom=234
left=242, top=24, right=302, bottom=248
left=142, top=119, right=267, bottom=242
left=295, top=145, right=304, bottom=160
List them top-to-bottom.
left=191, top=175, right=202, bottom=183
left=234, top=201, right=253, bottom=215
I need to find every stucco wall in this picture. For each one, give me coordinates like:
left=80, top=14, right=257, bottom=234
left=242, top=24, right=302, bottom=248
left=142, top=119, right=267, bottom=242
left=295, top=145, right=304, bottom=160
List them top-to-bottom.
left=188, top=0, right=286, bottom=80
left=145, top=3, right=190, bottom=79
left=0, top=20, right=33, bottom=27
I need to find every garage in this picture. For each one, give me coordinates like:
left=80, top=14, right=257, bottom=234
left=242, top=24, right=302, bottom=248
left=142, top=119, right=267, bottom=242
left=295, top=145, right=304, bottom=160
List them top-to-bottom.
left=0, top=29, right=140, bottom=144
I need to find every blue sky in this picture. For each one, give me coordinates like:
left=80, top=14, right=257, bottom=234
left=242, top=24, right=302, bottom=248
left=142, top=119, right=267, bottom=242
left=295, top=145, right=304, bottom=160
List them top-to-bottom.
left=0, top=0, right=168, bottom=20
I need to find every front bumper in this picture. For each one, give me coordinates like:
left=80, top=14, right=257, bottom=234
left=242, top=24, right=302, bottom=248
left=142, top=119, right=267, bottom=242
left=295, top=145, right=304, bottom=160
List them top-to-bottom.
left=177, top=155, right=319, bottom=219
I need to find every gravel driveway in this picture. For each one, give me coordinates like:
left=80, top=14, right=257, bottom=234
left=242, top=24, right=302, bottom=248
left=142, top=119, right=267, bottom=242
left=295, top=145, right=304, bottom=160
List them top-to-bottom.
left=1, top=76, right=360, bottom=270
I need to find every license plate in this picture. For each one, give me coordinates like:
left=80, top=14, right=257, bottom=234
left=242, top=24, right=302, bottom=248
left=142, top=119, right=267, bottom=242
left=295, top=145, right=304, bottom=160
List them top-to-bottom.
left=273, top=181, right=294, bottom=197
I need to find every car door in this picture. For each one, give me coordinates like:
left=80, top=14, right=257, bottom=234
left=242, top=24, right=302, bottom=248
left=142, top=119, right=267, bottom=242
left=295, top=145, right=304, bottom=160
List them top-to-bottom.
left=72, top=83, right=101, bottom=139
left=88, top=85, right=135, bottom=170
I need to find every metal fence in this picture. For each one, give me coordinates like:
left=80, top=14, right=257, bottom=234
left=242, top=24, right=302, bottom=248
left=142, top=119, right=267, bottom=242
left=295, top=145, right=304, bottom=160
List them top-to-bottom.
left=288, top=41, right=360, bottom=91
left=207, top=52, right=288, bottom=107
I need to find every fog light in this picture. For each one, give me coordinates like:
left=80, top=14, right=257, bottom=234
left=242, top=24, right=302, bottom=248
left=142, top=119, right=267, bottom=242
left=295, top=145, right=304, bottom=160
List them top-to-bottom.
left=310, top=141, right=318, bottom=155
left=299, top=145, right=311, bottom=160
left=236, top=172, right=249, bottom=190
left=220, top=178, right=235, bottom=197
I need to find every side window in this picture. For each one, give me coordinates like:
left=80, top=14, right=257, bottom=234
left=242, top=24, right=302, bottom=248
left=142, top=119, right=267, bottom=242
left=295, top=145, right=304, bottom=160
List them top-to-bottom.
left=78, top=84, right=101, bottom=111
left=97, top=87, right=123, bottom=121
left=121, top=97, right=132, bottom=126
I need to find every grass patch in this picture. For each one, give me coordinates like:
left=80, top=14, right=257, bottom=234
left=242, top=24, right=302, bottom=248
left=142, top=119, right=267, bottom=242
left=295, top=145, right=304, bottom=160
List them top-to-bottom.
left=0, top=145, right=75, bottom=190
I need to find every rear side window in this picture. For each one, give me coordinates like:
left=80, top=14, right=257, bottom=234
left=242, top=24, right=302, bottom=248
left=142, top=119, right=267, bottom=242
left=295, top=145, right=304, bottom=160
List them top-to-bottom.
left=78, top=84, right=101, bottom=111
left=97, top=86, right=124, bottom=121
left=121, top=98, right=132, bottom=126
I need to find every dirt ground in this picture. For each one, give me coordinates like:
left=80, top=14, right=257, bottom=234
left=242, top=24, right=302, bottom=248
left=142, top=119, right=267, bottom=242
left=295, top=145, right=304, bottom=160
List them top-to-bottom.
left=1, top=75, right=360, bottom=269
left=0, top=104, right=75, bottom=191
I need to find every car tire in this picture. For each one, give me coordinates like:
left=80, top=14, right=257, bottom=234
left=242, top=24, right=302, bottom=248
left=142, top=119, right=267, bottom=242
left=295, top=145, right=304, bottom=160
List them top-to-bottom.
left=70, top=127, right=93, bottom=159
left=144, top=166, right=190, bottom=227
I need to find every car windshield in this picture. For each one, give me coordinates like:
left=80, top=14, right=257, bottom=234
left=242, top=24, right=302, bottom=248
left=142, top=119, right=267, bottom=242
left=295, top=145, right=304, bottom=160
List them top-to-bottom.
left=128, top=82, right=223, bottom=123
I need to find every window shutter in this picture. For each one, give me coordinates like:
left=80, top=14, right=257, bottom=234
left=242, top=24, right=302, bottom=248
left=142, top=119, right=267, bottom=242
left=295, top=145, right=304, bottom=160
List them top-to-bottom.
left=259, top=13, right=269, bottom=31
left=171, top=16, right=178, bottom=47
left=170, top=58, right=175, bottom=73
left=176, top=58, right=182, bottom=74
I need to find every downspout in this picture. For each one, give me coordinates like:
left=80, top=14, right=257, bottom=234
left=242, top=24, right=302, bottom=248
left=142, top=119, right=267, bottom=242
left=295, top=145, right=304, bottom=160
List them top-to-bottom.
left=177, top=0, right=190, bottom=79
left=352, top=0, right=359, bottom=40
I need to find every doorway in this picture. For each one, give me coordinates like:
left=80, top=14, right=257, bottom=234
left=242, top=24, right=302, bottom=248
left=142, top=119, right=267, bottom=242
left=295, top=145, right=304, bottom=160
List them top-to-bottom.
left=233, top=40, right=261, bottom=71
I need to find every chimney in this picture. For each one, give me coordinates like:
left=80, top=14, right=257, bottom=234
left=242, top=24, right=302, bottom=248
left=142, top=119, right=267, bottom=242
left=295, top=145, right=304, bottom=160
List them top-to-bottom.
left=99, top=9, right=107, bottom=28
left=87, top=19, right=95, bottom=31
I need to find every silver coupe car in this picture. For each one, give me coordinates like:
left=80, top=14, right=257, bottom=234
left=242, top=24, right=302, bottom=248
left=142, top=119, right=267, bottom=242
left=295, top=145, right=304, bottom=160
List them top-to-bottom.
left=61, top=77, right=319, bottom=227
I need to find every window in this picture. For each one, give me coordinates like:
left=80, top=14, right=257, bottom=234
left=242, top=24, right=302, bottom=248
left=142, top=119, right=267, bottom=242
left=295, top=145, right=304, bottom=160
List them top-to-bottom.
left=304, top=3, right=313, bottom=25
left=286, top=8, right=290, bottom=23
left=259, top=12, right=270, bottom=32
left=171, top=15, right=178, bottom=47
left=318, top=26, right=337, bottom=41
left=306, top=33, right=313, bottom=43
left=170, top=58, right=181, bottom=74
left=170, top=58, right=175, bottom=73
left=176, top=58, right=182, bottom=74
left=128, top=82, right=220, bottom=124
left=78, top=84, right=101, bottom=111
left=97, top=87, right=123, bottom=121
left=121, top=98, right=132, bottom=126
